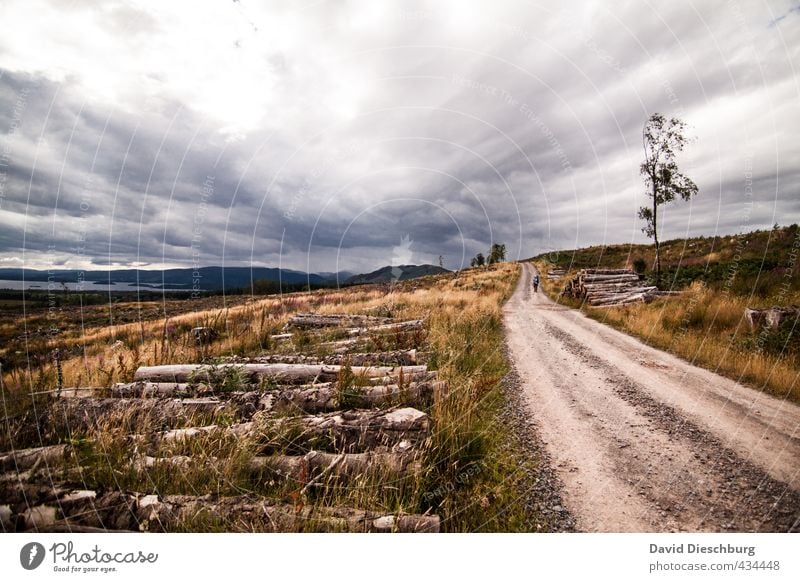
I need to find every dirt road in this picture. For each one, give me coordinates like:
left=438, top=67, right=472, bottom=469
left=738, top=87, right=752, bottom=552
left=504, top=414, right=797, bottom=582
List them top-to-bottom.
left=504, top=263, right=800, bottom=532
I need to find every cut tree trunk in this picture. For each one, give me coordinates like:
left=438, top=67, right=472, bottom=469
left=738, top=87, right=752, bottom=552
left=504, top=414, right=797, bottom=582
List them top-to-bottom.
left=288, top=313, right=392, bottom=329
left=344, top=320, right=423, bottom=336
left=239, top=349, right=421, bottom=366
left=133, top=363, right=429, bottom=384
left=272, top=380, right=443, bottom=414
left=110, top=382, right=203, bottom=398
left=47, top=398, right=241, bottom=434
left=143, top=407, right=431, bottom=453
left=269, top=407, right=432, bottom=453
left=251, top=450, right=422, bottom=481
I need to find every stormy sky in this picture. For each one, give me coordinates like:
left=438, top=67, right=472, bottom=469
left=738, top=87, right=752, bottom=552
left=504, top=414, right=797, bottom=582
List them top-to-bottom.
left=0, top=1, right=798, bottom=273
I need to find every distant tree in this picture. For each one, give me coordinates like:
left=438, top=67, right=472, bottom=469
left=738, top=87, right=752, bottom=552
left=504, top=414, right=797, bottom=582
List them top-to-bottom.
left=638, top=113, right=698, bottom=287
left=488, top=243, right=506, bottom=264
left=471, top=252, right=486, bottom=268
left=438, top=255, right=444, bottom=269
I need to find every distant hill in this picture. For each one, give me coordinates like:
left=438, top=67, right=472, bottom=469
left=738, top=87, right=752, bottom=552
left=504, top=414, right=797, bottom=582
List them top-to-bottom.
left=345, top=264, right=450, bottom=285
left=0, top=266, right=330, bottom=291
left=315, top=271, right=356, bottom=283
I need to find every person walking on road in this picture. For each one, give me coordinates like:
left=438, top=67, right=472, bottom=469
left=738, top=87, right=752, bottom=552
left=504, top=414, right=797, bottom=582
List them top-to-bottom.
left=533, top=274, right=540, bottom=293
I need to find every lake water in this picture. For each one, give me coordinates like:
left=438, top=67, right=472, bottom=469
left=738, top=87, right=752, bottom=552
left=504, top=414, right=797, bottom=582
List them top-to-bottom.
left=0, top=279, right=195, bottom=292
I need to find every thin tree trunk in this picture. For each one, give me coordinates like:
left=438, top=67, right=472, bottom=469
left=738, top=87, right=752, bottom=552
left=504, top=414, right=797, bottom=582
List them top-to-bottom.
left=653, top=181, right=660, bottom=288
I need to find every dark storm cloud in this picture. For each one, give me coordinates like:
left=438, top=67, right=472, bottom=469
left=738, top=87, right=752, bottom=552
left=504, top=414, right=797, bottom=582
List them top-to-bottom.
left=0, top=0, right=798, bottom=272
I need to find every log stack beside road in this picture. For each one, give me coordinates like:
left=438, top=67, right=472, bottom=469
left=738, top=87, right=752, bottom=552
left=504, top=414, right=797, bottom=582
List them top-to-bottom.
left=561, top=268, right=670, bottom=307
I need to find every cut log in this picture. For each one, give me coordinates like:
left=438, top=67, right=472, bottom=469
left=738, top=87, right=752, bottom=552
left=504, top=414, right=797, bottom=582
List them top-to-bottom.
left=583, top=268, right=635, bottom=275
left=581, top=274, right=639, bottom=282
left=744, top=306, right=800, bottom=331
left=288, top=313, right=392, bottom=329
left=344, top=320, right=424, bottom=337
left=318, top=338, right=363, bottom=352
left=241, top=349, right=420, bottom=366
left=323, top=349, right=421, bottom=366
left=133, top=363, right=430, bottom=384
left=111, top=372, right=437, bottom=398
left=272, top=380, right=442, bottom=414
left=110, top=382, right=203, bottom=398
left=54, top=388, right=101, bottom=398
left=47, top=398, right=241, bottom=434
left=144, top=407, right=432, bottom=454
left=271, top=407, right=431, bottom=453
left=0, top=444, right=69, bottom=473
left=134, top=450, right=421, bottom=481
left=252, top=450, right=422, bottom=481
left=4, top=487, right=439, bottom=532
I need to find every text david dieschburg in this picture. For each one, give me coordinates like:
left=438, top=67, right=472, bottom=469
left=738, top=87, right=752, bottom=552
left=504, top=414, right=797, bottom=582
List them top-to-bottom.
left=650, top=543, right=755, bottom=557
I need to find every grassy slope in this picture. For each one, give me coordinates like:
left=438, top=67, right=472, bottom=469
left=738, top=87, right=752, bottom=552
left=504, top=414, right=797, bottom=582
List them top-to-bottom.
left=532, top=224, right=800, bottom=402
left=1, top=263, right=546, bottom=532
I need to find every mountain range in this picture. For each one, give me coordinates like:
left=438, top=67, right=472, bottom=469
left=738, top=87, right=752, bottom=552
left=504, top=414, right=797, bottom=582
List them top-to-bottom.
left=0, top=264, right=449, bottom=291
left=344, top=264, right=450, bottom=285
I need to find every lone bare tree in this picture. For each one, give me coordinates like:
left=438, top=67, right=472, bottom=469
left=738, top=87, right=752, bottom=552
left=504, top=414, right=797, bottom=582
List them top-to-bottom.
left=638, top=113, right=698, bottom=287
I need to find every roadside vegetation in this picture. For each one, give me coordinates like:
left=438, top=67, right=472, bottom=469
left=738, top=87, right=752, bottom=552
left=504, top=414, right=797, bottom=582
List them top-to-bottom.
left=533, top=224, right=799, bottom=402
left=1, top=263, right=549, bottom=532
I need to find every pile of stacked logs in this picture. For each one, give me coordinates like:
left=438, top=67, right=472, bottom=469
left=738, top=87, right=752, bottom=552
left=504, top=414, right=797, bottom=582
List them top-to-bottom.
left=546, top=268, right=566, bottom=279
left=562, top=268, right=665, bottom=307
left=1, top=313, right=442, bottom=533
